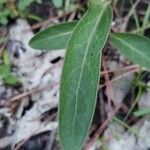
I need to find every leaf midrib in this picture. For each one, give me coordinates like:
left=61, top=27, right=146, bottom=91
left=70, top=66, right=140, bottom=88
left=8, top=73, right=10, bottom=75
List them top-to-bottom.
left=72, top=4, right=107, bottom=140
left=34, top=31, right=72, bottom=43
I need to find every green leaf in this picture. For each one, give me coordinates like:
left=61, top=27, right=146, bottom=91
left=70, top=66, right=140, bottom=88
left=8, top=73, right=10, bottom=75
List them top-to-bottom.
left=0, top=0, right=5, bottom=5
left=18, top=0, right=42, bottom=11
left=52, top=0, right=63, bottom=8
left=59, top=1, right=112, bottom=150
left=142, top=4, right=150, bottom=31
left=27, top=14, right=42, bottom=22
left=29, top=22, right=77, bottom=50
left=111, top=33, right=150, bottom=69
left=3, top=50, right=10, bottom=65
left=0, top=64, right=10, bottom=78
left=0, top=64, right=20, bottom=86
left=4, top=74, right=21, bottom=85
left=133, top=108, right=150, bottom=117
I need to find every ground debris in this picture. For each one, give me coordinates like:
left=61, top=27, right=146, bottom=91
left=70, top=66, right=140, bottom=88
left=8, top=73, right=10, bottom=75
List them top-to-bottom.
left=0, top=19, right=65, bottom=149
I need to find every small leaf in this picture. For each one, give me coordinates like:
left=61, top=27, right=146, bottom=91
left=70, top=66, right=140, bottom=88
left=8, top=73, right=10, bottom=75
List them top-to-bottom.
left=0, top=0, right=5, bottom=5
left=18, top=0, right=42, bottom=11
left=52, top=0, right=63, bottom=8
left=59, top=1, right=112, bottom=149
left=142, top=4, right=150, bottom=34
left=29, top=22, right=77, bottom=50
left=111, top=33, right=150, bottom=69
left=3, top=50, right=10, bottom=65
left=0, top=64, right=10, bottom=78
left=0, top=64, right=20, bottom=85
left=4, top=74, right=21, bottom=85
left=134, top=108, right=150, bottom=117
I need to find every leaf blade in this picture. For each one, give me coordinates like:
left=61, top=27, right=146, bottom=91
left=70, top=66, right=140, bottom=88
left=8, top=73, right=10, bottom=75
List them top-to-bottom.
left=52, top=0, right=63, bottom=8
left=59, top=1, right=112, bottom=150
left=29, top=22, right=77, bottom=50
left=111, top=33, right=150, bottom=69
left=134, top=108, right=150, bottom=117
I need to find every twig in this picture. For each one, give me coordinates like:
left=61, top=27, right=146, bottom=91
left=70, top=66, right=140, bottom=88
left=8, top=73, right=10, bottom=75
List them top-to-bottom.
left=120, top=0, right=141, bottom=32
left=24, top=10, right=79, bottom=32
left=25, top=16, right=60, bottom=32
left=131, top=23, right=150, bottom=33
left=102, top=59, right=113, bottom=112
left=101, top=64, right=138, bottom=76
left=99, top=68, right=139, bottom=89
left=0, top=82, right=59, bottom=106
left=85, top=105, right=121, bottom=149
left=45, top=130, right=57, bottom=150
left=14, top=138, right=29, bottom=150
